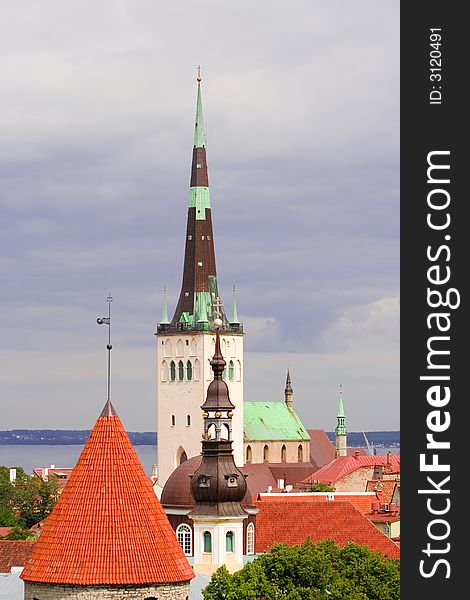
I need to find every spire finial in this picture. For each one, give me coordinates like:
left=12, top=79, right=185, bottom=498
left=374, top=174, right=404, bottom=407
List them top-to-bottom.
left=197, top=64, right=202, bottom=83
left=160, top=286, right=170, bottom=325
left=97, top=294, right=114, bottom=409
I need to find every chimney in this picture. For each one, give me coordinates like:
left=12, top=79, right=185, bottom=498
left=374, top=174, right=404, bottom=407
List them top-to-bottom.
left=354, top=450, right=360, bottom=459
left=386, top=451, right=391, bottom=465
left=50, top=464, right=56, bottom=469
left=9, top=468, right=16, bottom=483
left=44, top=468, right=48, bottom=481
left=277, top=478, right=285, bottom=490
left=285, top=484, right=293, bottom=492
left=267, top=485, right=272, bottom=493
left=371, top=500, right=381, bottom=513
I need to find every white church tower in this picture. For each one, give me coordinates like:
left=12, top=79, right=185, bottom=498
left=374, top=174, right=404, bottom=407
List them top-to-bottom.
left=155, top=69, right=244, bottom=492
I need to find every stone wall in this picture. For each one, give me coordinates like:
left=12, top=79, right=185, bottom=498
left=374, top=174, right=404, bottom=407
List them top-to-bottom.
left=24, top=580, right=191, bottom=600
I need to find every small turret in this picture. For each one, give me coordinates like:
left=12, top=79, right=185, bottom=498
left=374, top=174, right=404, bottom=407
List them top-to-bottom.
left=284, top=368, right=293, bottom=406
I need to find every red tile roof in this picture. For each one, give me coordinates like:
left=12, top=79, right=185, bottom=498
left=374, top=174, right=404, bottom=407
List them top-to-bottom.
left=21, top=401, right=194, bottom=586
left=307, top=429, right=335, bottom=467
left=301, top=453, right=400, bottom=485
left=366, top=480, right=398, bottom=504
left=257, top=492, right=377, bottom=515
left=254, top=498, right=400, bottom=559
left=0, top=540, right=36, bottom=572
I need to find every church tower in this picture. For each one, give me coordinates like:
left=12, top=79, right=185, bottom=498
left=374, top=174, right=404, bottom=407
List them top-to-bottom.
left=156, top=69, right=244, bottom=491
left=335, top=385, right=348, bottom=457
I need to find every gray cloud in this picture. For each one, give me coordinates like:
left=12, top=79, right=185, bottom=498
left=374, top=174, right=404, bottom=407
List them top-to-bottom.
left=0, top=1, right=399, bottom=432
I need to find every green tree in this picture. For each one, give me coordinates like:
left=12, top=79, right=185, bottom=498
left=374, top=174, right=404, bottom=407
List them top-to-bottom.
left=1, top=465, right=60, bottom=530
left=303, top=483, right=335, bottom=493
left=1, top=525, right=36, bottom=540
left=203, top=540, right=400, bottom=600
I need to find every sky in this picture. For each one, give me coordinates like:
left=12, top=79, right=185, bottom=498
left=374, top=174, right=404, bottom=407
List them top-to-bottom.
left=0, top=1, right=399, bottom=434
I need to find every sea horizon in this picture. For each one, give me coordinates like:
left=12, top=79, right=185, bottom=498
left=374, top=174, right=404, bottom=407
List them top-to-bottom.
left=0, top=443, right=399, bottom=478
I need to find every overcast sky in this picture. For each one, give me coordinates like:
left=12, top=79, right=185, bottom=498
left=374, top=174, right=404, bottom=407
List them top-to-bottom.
left=0, top=1, right=399, bottom=434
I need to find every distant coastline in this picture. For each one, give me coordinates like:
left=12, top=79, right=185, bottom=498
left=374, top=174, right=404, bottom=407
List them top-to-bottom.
left=0, top=429, right=399, bottom=447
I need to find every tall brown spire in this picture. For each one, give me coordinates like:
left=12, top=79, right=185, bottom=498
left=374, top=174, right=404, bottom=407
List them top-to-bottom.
left=159, top=72, right=241, bottom=334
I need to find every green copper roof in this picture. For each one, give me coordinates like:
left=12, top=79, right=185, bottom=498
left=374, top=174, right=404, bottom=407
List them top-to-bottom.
left=194, top=83, right=205, bottom=148
left=188, top=186, right=211, bottom=219
left=230, top=286, right=240, bottom=324
left=335, top=392, right=347, bottom=435
left=243, top=401, right=310, bottom=442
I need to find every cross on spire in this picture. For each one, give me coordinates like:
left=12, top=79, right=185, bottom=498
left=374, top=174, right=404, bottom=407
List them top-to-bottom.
left=213, top=296, right=224, bottom=320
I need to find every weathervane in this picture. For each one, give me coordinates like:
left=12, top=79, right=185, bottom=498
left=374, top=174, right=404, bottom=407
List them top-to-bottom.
left=97, top=293, right=113, bottom=402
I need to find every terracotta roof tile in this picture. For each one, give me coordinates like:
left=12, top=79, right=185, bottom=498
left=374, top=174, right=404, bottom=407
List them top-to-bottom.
left=20, top=401, right=194, bottom=585
left=301, top=453, right=400, bottom=484
left=257, top=492, right=377, bottom=514
left=254, top=498, right=400, bottom=559
left=0, top=541, right=36, bottom=572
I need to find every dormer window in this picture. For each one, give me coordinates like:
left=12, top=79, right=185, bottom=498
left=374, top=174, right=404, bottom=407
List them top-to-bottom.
left=224, top=473, right=239, bottom=488
left=198, top=474, right=212, bottom=488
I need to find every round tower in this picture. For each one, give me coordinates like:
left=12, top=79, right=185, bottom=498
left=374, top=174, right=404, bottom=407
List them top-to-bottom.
left=21, top=400, right=194, bottom=599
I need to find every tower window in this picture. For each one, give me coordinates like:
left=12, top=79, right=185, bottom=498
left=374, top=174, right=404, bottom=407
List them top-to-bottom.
left=196, top=163, right=202, bottom=168
left=187, top=235, right=192, bottom=240
left=201, top=235, right=205, bottom=240
left=207, top=235, right=211, bottom=240
left=184, top=292, right=190, bottom=297
left=178, top=360, right=184, bottom=381
left=186, top=360, right=192, bottom=380
left=228, top=360, right=234, bottom=381
left=170, top=361, right=176, bottom=381
left=186, top=414, right=191, bottom=426
left=171, top=415, right=176, bottom=427
left=281, top=444, right=287, bottom=463
left=298, top=444, right=304, bottom=463
left=246, top=445, right=252, bottom=463
left=180, top=451, right=188, bottom=464
left=246, top=523, right=255, bottom=555
left=176, top=524, right=192, bottom=556
left=203, top=531, right=212, bottom=553
left=226, top=531, right=234, bottom=553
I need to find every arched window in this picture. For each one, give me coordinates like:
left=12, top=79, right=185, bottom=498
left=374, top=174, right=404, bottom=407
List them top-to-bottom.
left=190, top=338, right=197, bottom=355
left=164, top=339, right=172, bottom=357
left=176, top=339, right=184, bottom=356
left=194, top=358, right=200, bottom=380
left=161, top=360, right=168, bottom=382
left=170, top=360, right=176, bottom=381
left=178, top=360, right=184, bottom=381
left=186, top=360, right=192, bottom=380
left=228, top=360, right=234, bottom=381
left=236, top=360, right=242, bottom=382
left=222, top=367, right=226, bottom=380
left=186, top=414, right=191, bottom=426
left=171, top=415, right=176, bottom=426
left=281, top=444, right=287, bottom=463
left=298, top=444, right=304, bottom=463
left=246, top=445, right=252, bottom=463
left=263, top=445, right=269, bottom=462
left=180, top=451, right=188, bottom=464
left=176, top=523, right=192, bottom=556
left=246, top=523, right=255, bottom=555
left=203, top=531, right=212, bottom=553
left=226, top=531, right=234, bottom=553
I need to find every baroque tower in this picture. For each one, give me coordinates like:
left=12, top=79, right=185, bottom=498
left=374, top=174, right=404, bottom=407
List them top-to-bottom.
left=156, top=70, right=244, bottom=491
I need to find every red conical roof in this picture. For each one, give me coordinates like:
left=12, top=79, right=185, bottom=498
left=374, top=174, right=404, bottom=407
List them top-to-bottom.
left=21, top=401, right=194, bottom=585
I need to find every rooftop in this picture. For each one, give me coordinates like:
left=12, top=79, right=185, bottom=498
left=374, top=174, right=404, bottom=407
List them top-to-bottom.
left=244, top=402, right=310, bottom=442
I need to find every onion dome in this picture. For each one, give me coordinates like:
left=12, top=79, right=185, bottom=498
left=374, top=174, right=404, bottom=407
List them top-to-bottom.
left=21, top=400, right=194, bottom=586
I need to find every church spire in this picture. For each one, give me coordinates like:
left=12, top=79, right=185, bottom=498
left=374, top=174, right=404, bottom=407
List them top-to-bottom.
left=165, top=69, right=241, bottom=333
left=284, top=368, right=293, bottom=406
left=335, top=384, right=348, bottom=457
